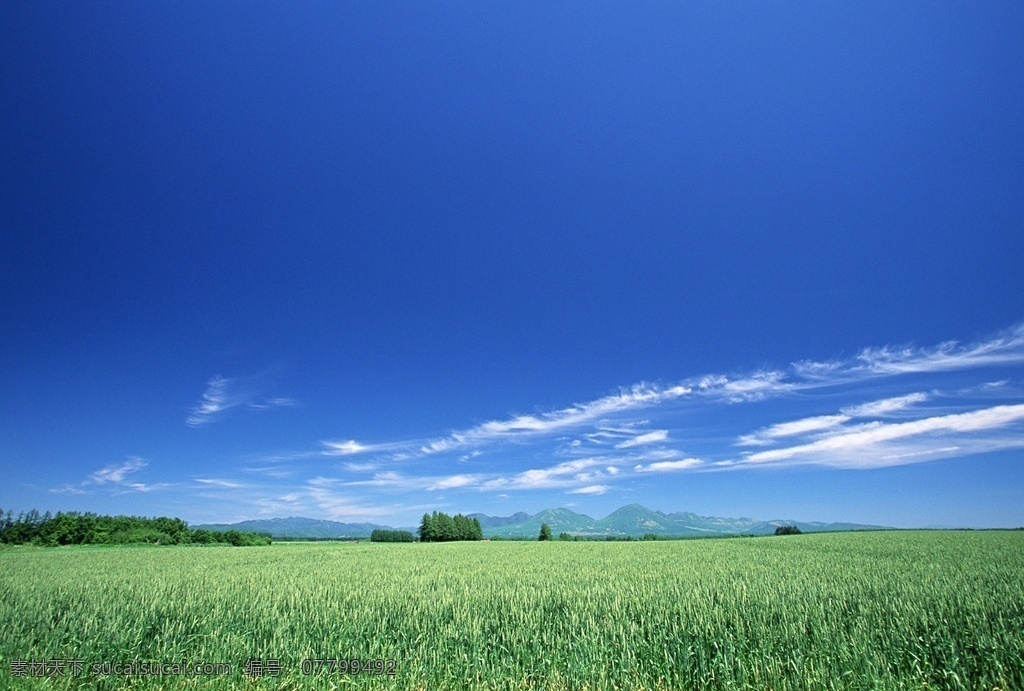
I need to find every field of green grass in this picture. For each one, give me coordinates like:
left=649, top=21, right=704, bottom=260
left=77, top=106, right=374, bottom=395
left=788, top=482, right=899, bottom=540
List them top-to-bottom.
left=1, top=531, right=1022, bottom=689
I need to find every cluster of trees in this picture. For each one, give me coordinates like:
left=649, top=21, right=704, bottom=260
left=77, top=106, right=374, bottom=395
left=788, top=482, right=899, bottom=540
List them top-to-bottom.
left=0, top=509, right=271, bottom=546
left=418, top=511, right=483, bottom=542
left=775, top=525, right=802, bottom=535
left=370, top=529, right=415, bottom=542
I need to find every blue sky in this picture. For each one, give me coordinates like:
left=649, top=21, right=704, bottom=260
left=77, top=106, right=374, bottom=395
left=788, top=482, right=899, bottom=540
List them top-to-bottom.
left=2, top=2, right=1022, bottom=528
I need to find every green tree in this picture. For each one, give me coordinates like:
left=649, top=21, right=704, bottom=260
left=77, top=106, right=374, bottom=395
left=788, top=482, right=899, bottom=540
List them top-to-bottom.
left=436, top=512, right=456, bottom=542
left=418, top=513, right=434, bottom=542
left=453, top=514, right=471, bottom=541
left=539, top=523, right=552, bottom=541
left=191, top=528, right=216, bottom=544
left=371, top=529, right=414, bottom=542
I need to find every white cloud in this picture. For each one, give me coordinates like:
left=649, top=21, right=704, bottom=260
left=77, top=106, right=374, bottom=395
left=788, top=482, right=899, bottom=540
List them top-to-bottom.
left=301, top=322, right=1024, bottom=508
left=796, top=323, right=1024, bottom=379
left=321, top=325, right=1013, bottom=463
left=690, top=371, right=793, bottom=402
left=711, top=371, right=792, bottom=402
left=187, top=373, right=295, bottom=426
left=186, top=376, right=232, bottom=426
left=392, top=384, right=694, bottom=460
left=469, top=385, right=690, bottom=439
left=737, top=393, right=933, bottom=448
left=842, top=393, right=929, bottom=418
left=247, top=397, right=299, bottom=410
left=743, top=403, right=1024, bottom=468
left=737, top=415, right=850, bottom=447
left=615, top=430, right=669, bottom=449
left=323, top=439, right=369, bottom=455
left=52, top=457, right=164, bottom=495
left=89, top=457, right=147, bottom=485
left=483, top=458, right=606, bottom=491
left=634, top=458, right=704, bottom=473
left=343, top=462, right=379, bottom=472
left=243, top=465, right=296, bottom=479
left=335, top=471, right=417, bottom=488
left=428, top=474, right=478, bottom=491
left=194, top=477, right=246, bottom=489
left=305, top=477, right=397, bottom=520
left=49, top=484, right=86, bottom=495
left=568, top=485, right=610, bottom=495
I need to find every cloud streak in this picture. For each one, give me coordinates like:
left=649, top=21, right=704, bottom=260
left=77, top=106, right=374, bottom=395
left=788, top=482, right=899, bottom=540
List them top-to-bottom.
left=185, top=322, right=1024, bottom=522
left=796, top=323, right=1024, bottom=379
left=319, top=324, right=1024, bottom=466
left=187, top=373, right=296, bottom=426
left=187, top=376, right=232, bottom=426
left=841, top=393, right=929, bottom=417
left=742, top=404, right=1024, bottom=469
left=616, top=430, right=669, bottom=449
left=52, top=457, right=167, bottom=495
left=89, top=457, right=148, bottom=485
left=634, top=458, right=704, bottom=473
left=305, top=476, right=411, bottom=520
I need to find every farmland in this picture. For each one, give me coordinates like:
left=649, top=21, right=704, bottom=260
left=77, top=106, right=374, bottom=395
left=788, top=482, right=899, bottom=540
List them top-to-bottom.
left=1, top=531, right=1022, bottom=689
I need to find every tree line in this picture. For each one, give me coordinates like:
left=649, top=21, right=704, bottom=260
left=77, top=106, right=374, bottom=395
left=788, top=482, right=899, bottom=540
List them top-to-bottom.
left=0, top=509, right=271, bottom=546
left=418, top=511, right=484, bottom=542
left=370, top=529, right=415, bottom=542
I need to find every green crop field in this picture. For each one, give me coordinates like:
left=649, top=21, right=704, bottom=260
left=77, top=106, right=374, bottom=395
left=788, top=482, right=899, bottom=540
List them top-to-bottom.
left=1, top=531, right=1022, bottom=690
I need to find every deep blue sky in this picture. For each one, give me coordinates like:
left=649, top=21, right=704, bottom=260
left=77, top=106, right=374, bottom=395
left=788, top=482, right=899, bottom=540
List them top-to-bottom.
left=2, top=2, right=1023, bottom=528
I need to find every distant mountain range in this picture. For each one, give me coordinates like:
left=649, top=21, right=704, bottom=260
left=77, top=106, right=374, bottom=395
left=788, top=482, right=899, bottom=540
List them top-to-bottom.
left=195, top=504, right=887, bottom=539
left=194, top=516, right=389, bottom=539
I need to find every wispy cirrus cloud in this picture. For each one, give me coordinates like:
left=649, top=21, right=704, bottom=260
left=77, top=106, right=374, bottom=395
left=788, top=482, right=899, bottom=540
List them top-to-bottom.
left=208, top=322, right=1024, bottom=524
left=795, top=323, right=1024, bottom=379
left=323, top=328, right=1006, bottom=466
left=694, top=371, right=792, bottom=402
left=187, top=373, right=296, bottom=426
left=321, top=373, right=796, bottom=463
left=187, top=376, right=232, bottom=426
left=322, top=383, right=692, bottom=460
left=450, top=384, right=691, bottom=446
left=736, top=393, right=932, bottom=447
left=841, top=393, right=929, bottom=417
left=247, top=397, right=299, bottom=411
left=741, top=404, right=1024, bottom=469
left=737, top=415, right=850, bottom=447
left=615, top=430, right=669, bottom=449
left=323, top=439, right=370, bottom=455
left=52, top=457, right=167, bottom=495
left=89, top=457, right=147, bottom=485
left=482, top=458, right=608, bottom=492
left=634, top=458, right=704, bottom=473
left=427, top=474, right=478, bottom=491
left=306, top=476, right=410, bottom=520
left=193, top=477, right=247, bottom=490
left=49, top=483, right=88, bottom=495
left=568, top=484, right=610, bottom=495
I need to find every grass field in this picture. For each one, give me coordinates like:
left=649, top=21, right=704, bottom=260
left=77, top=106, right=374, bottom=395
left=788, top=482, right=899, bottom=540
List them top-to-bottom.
left=1, top=531, right=1022, bottom=689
